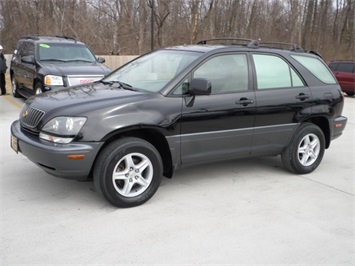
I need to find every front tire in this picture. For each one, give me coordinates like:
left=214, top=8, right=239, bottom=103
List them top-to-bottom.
left=12, top=76, right=20, bottom=98
left=282, top=123, right=325, bottom=174
left=94, top=137, right=163, bottom=208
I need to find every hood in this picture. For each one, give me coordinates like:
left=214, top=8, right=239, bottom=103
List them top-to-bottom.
left=38, top=61, right=111, bottom=76
left=26, top=82, right=154, bottom=117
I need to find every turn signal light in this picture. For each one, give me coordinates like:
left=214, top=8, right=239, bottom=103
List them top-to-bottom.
left=67, top=154, right=85, bottom=160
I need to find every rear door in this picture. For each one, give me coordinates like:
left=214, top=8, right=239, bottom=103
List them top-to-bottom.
left=11, top=42, right=26, bottom=86
left=251, top=53, right=312, bottom=156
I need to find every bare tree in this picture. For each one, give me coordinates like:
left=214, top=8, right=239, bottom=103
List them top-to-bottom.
left=0, top=0, right=353, bottom=60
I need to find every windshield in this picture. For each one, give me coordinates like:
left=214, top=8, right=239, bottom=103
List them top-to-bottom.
left=38, top=43, right=97, bottom=62
left=103, top=50, right=201, bottom=92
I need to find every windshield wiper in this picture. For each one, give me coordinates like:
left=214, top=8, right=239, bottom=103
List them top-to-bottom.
left=40, top=59, right=67, bottom=62
left=66, top=59, right=93, bottom=63
left=97, top=80, right=112, bottom=85
left=99, top=80, right=136, bottom=91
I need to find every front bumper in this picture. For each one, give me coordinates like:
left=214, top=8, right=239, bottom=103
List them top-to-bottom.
left=11, top=120, right=104, bottom=180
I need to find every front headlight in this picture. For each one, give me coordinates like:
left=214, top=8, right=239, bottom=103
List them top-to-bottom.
left=44, top=75, right=64, bottom=86
left=40, top=117, right=87, bottom=143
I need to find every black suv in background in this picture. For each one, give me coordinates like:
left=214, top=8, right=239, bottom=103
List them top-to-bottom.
left=10, top=35, right=111, bottom=98
left=11, top=38, right=347, bottom=208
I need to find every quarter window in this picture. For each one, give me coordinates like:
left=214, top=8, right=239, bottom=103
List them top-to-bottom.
left=253, top=54, right=304, bottom=89
left=291, top=55, right=337, bottom=84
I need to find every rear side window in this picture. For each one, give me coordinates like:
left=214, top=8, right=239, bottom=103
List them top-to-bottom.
left=20, top=42, right=35, bottom=57
left=253, top=54, right=304, bottom=90
left=291, top=55, right=337, bottom=84
left=337, top=63, right=354, bottom=73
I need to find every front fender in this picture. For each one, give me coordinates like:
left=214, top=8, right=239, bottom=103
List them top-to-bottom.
left=78, top=96, right=183, bottom=142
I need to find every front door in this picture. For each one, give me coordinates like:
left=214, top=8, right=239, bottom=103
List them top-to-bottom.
left=17, top=42, right=36, bottom=92
left=179, top=53, right=256, bottom=166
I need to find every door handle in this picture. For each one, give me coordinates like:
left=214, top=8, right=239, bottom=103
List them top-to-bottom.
left=295, top=93, right=310, bottom=101
left=236, top=98, right=254, bottom=106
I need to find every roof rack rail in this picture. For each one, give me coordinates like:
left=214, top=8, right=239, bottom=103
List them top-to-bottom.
left=21, top=34, right=77, bottom=42
left=21, top=35, right=41, bottom=40
left=56, top=35, right=77, bottom=42
left=197, top=38, right=255, bottom=46
left=197, top=38, right=304, bottom=52
left=247, top=40, right=259, bottom=48
left=258, top=41, right=303, bottom=52
left=306, top=50, right=323, bottom=58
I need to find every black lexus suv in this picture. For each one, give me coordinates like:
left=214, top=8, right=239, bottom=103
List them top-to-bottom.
left=10, top=35, right=111, bottom=98
left=11, top=38, right=347, bottom=208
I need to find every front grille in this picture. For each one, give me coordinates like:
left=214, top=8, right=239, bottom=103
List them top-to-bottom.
left=67, top=75, right=104, bottom=86
left=20, top=106, right=45, bottom=129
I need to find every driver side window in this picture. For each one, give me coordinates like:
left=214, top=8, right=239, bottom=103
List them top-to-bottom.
left=193, top=54, right=249, bottom=94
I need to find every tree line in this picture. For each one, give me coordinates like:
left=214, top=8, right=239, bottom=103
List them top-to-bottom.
left=0, top=0, right=354, bottom=61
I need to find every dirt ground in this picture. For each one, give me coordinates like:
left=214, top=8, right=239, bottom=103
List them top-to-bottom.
left=5, top=74, right=10, bottom=94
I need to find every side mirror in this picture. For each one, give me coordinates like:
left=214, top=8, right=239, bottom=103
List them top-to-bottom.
left=21, top=55, right=35, bottom=64
left=97, top=57, right=105, bottom=63
left=188, top=78, right=211, bottom=95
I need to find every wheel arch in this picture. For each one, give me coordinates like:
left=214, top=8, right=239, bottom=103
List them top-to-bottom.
left=33, top=78, right=42, bottom=90
left=305, top=116, right=331, bottom=148
left=90, top=127, right=174, bottom=179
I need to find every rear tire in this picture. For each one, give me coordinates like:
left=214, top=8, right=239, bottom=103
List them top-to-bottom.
left=281, top=123, right=325, bottom=174
left=94, top=137, right=163, bottom=208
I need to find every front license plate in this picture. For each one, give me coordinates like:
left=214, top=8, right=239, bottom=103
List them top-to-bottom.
left=11, top=135, right=18, bottom=153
